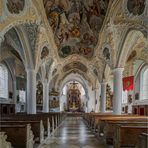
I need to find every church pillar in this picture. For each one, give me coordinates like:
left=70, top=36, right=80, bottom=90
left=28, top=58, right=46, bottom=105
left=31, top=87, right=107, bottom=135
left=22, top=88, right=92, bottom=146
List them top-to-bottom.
left=0, top=35, right=4, bottom=48
left=113, top=68, right=124, bottom=115
left=26, top=69, right=36, bottom=114
left=13, top=79, right=17, bottom=112
left=43, top=80, right=49, bottom=112
left=100, top=82, right=107, bottom=113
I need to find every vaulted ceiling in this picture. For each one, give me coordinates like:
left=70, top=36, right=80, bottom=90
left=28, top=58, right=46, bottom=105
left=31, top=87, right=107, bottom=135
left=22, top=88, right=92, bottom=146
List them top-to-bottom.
left=0, top=0, right=148, bottom=91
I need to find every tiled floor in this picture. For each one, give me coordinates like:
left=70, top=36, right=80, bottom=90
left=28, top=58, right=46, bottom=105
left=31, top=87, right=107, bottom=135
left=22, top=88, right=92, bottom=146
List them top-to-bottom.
left=40, top=117, right=109, bottom=148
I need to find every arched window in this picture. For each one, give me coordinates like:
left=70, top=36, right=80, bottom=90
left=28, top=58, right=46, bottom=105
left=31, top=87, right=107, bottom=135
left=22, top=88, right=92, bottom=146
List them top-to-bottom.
left=0, top=64, right=8, bottom=98
left=142, top=68, right=148, bottom=100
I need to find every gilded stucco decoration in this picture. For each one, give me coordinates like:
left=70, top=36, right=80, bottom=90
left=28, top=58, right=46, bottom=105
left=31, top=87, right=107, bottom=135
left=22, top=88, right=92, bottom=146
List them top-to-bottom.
left=44, top=0, right=109, bottom=59
left=21, top=23, right=39, bottom=66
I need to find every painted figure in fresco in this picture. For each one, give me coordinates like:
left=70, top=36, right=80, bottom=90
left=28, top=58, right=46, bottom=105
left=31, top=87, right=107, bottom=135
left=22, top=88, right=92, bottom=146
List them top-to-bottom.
left=7, top=0, right=25, bottom=14
left=44, top=0, right=109, bottom=58
left=127, top=0, right=145, bottom=15
left=60, top=46, right=72, bottom=57
left=41, top=47, right=49, bottom=59
left=103, top=47, right=110, bottom=60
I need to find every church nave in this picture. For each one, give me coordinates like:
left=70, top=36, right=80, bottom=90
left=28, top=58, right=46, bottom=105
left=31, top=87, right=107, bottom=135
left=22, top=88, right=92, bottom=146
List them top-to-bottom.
left=0, top=0, right=148, bottom=147
left=40, top=117, right=107, bottom=148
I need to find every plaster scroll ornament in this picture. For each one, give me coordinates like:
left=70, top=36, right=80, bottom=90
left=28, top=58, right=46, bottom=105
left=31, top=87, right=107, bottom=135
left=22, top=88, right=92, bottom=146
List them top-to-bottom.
left=6, top=0, right=25, bottom=14
left=127, top=0, right=146, bottom=16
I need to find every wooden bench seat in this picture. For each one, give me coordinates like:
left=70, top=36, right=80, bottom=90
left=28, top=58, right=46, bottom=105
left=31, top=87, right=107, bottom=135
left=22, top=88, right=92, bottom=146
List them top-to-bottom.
left=1, top=114, right=53, bottom=137
left=96, top=116, right=148, bottom=134
left=0, top=120, right=44, bottom=144
left=104, top=121, right=148, bottom=145
left=0, top=124, right=34, bottom=148
left=114, top=125, right=148, bottom=148
left=137, top=133, right=148, bottom=148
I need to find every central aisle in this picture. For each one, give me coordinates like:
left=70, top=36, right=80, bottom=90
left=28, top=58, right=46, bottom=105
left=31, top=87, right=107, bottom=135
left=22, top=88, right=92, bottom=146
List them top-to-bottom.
left=41, top=117, right=107, bottom=148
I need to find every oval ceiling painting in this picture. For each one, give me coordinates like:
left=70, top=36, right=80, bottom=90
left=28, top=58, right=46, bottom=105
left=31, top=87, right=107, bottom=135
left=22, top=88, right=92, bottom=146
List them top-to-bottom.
left=7, top=0, right=25, bottom=14
left=44, top=0, right=109, bottom=59
left=127, top=0, right=146, bottom=15
left=63, top=62, right=87, bottom=73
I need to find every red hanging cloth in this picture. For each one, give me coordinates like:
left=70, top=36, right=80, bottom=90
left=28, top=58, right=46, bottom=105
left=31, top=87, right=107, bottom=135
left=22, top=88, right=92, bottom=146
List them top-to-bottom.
left=123, top=76, right=134, bottom=91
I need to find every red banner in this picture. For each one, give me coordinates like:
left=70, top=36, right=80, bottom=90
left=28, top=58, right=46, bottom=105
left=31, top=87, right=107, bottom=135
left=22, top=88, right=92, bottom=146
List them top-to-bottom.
left=123, top=76, right=134, bottom=91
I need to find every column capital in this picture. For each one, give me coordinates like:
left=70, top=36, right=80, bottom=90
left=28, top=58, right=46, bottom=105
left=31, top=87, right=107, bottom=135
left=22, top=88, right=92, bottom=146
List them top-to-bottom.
left=112, top=67, right=124, bottom=73
left=26, top=68, right=36, bottom=72
left=42, top=79, right=48, bottom=84
left=100, top=81, right=107, bottom=85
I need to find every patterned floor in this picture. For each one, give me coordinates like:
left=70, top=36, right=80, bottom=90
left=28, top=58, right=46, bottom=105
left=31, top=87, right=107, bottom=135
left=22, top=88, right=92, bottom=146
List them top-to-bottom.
left=40, top=117, right=109, bottom=148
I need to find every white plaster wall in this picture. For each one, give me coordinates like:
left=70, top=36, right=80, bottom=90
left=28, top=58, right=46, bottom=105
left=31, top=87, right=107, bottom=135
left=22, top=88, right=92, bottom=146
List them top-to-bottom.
left=87, top=87, right=96, bottom=112
left=95, top=87, right=101, bottom=113
left=60, top=94, right=67, bottom=112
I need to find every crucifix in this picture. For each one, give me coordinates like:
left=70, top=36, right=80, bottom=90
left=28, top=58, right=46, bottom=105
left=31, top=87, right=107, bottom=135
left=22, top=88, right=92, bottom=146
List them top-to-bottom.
left=70, top=81, right=78, bottom=89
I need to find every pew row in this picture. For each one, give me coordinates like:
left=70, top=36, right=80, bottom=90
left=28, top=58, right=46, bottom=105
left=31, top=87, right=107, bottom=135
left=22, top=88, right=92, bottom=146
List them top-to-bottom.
left=0, top=112, right=67, bottom=147
left=83, top=113, right=148, bottom=147
left=0, top=120, right=44, bottom=143
left=0, top=124, right=34, bottom=148
left=114, top=125, right=148, bottom=148
left=136, top=133, right=148, bottom=148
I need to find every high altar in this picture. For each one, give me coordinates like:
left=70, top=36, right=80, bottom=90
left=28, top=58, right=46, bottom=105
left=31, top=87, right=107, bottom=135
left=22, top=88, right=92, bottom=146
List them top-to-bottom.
left=67, top=82, right=81, bottom=112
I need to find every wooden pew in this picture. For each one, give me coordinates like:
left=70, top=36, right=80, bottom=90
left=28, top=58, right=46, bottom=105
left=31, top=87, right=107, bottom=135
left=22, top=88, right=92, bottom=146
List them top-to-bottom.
left=0, top=112, right=66, bottom=148
left=1, top=112, right=66, bottom=137
left=83, top=113, right=148, bottom=147
left=83, top=113, right=113, bottom=128
left=1, top=114, right=52, bottom=137
left=96, top=116, right=148, bottom=134
left=0, top=120, right=44, bottom=144
left=104, top=121, right=148, bottom=145
left=0, top=124, right=34, bottom=148
left=114, top=125, right=148, bottom=148
left=136, top=133, right=148, bottom=148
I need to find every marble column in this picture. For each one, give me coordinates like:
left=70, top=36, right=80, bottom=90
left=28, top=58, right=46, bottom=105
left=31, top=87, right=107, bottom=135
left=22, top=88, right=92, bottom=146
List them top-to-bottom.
left=113, top=68, right=124, bottom=115
left=26, top=69, right=36, bottom=114
left=43, top=80, right=49, bottom=112
left=100, top=82, right=107, bottom=113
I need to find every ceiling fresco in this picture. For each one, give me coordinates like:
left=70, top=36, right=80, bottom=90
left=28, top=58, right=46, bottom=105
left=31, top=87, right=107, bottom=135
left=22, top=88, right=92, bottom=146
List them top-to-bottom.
left=6, top=0, right=25, bottom=14
left=44, top=0, right=109, bottom=59
left=127, top=0, right=146, bottom=15
left=41, top=46, right=49, bottom=59
left=63, top=61, right=87, bottom=73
